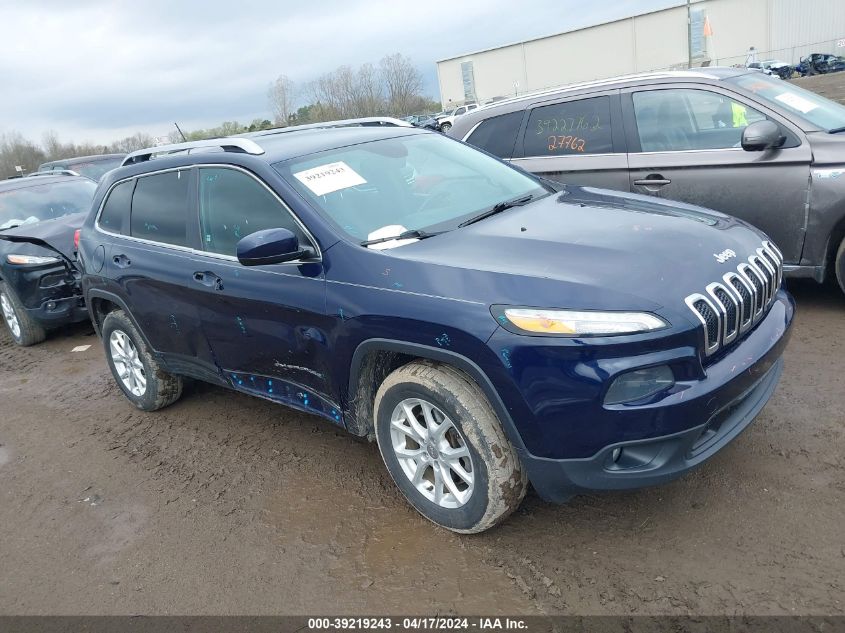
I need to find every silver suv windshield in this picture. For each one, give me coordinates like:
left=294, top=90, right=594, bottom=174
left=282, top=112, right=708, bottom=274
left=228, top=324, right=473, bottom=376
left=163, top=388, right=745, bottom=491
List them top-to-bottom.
left=726, top=72, right=845, bottom=132
left=275, top=132, right=548, bottom=244
left=0, top=179, right=96, bottom=230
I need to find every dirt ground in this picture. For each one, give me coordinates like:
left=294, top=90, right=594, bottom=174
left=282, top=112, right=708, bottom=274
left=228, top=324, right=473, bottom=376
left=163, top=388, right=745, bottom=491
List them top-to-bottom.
left=791, top=72, right=845, bottom=104
left=0, top=279, right=842, bottom=616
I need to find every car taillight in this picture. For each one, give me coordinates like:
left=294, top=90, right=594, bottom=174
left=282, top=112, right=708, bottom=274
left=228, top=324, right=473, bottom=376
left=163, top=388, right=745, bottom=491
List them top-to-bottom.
left=73, top=229, right=81, bottom=250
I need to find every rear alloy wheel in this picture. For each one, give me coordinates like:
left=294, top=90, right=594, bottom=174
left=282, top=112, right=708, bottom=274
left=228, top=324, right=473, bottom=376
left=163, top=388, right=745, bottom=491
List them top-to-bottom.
left=835, top=236, right=845, bottom=296
left=0, top=281, right=46, bottom=347
left=101, top=309, right=183, bottom=411
left=374, top=361, right=527, bottom=533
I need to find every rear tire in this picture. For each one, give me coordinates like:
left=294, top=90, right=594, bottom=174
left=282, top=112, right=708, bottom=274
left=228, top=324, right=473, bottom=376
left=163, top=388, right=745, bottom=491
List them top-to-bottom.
left=835, top=236, right=845, bottom=297
left=0, top=281, right=46, bottom=347
left=101, top=309, right=183, bottom=411
left=374, top=361, right=527, bottom=533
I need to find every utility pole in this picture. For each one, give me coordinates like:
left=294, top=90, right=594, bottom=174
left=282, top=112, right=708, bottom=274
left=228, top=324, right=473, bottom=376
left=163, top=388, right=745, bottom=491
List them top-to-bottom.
left=687, top=0, right=693, bottom=69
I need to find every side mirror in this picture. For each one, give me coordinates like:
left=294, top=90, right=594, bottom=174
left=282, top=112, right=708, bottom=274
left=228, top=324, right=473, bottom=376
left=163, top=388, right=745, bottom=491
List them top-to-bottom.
left=741, top=120, right=785, bottom=151
left=236, top=228, right=312, bottom=266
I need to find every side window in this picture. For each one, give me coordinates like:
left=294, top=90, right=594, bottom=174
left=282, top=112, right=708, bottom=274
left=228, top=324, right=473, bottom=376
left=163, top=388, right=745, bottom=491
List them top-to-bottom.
left=632, top=89, right=767, bottom=152
left=524, top=96, right=613, bottom=157
left=455, top=107, right=466, bottom=116
left=466, top=111, right=524, bottom=159
left=198, top=167, right=306, bottom=257
left=130, top=170, right=190, bottom=247
left=98, top=180, right=135, bottom=233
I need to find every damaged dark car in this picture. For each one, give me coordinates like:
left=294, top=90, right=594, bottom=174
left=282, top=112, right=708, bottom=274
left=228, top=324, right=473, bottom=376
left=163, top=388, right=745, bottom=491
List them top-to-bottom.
left=0, top=173, right=96, bottom=346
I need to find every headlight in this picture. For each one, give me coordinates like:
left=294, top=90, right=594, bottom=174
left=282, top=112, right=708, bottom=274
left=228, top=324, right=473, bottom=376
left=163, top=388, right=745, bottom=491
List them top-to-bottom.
left=6, top=254, right=61, bottom=265
left=501, top=308, right=668, bottom=336
left=604, top=365, right=675, bottom=405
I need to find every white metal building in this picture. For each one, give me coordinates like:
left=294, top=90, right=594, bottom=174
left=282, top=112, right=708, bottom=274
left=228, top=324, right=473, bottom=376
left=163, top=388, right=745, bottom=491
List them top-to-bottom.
left=436, top=0, right=845, bottom=106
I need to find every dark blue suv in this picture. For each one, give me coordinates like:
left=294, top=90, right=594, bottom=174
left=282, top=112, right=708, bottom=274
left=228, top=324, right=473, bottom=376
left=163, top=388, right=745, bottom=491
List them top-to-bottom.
left=78, top=119, right=794, bottom=533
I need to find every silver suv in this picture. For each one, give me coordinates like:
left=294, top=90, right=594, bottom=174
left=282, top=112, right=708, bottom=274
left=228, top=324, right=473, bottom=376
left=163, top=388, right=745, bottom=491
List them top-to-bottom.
left=449, top=68, right=845, bottom=295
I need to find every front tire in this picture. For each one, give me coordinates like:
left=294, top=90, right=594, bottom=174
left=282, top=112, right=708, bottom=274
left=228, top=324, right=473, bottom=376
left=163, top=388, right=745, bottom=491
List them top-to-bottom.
left=439, top=122, right=452, bottom=133
left=0, top=281, right=46, bottom=347
left=101, top=309, right=183, bottom=411
left=374, top=361, right=527, bottom=533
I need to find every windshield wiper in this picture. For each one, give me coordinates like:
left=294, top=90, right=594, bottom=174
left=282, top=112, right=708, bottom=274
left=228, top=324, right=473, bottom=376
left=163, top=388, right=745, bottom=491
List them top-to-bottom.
left=828, top=126, right=845, bottom=134
left=458, top=194, right=536, bottom=228
left=360, top=229, right=442, bottom=247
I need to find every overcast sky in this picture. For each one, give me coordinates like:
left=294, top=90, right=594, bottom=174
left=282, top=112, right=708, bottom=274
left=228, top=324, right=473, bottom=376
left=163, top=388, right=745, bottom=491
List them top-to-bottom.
left=0, top=0, right=677, bottom=145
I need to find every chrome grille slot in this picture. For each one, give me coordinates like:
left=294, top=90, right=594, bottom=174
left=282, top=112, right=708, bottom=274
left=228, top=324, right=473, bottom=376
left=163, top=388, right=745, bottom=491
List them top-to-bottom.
left=685, top=241, right=783, bottom=357
left=740, top=263, right=765, bottom=319
left=725, top=272, right=753, bottom=332
left=710, top=284, right=739, bottom=344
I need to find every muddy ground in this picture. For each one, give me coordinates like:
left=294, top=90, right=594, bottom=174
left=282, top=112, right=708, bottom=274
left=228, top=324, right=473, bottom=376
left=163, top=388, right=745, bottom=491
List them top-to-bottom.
left=0, top=278, right=842, bottom=616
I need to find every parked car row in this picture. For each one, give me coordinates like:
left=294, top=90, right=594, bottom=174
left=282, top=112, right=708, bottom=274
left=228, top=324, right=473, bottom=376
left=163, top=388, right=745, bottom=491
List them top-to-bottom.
left=0, top=72, right=807, bottom=532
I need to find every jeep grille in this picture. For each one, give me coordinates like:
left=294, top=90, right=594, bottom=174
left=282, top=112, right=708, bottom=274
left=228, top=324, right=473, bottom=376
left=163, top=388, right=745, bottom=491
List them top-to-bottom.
left=684, top=241, right=783, bottom=357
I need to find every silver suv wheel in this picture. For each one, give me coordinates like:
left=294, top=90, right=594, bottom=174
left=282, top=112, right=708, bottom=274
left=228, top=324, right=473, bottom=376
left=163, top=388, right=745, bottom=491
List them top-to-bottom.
left=0, top=291, right=21, bottom=339
left=109, top=330, right=147, bottom=397
left=389, top=397, right=475, bottom=508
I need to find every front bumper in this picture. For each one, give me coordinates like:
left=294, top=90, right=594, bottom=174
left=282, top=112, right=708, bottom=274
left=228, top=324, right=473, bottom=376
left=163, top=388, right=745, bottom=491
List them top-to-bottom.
left=4, top=261, right=88, bottom=328
left=488, top=290, right=794, bottom=502
left=525, top=357, right=783, bottom=502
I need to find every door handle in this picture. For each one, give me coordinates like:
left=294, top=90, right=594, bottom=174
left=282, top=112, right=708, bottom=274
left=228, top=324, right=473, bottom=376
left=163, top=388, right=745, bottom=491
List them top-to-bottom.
left=633, top=175, right=672, bottom=188
left=112, top=254, right=131, bottom=268
left=193, top=271, right=224, bottom=291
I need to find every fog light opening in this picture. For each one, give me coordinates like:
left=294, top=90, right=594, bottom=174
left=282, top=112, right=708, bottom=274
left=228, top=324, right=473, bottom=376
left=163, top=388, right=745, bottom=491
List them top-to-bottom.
left=46, top=301, right=57, bottom=311
left=604, top=364, right=675, bottom=405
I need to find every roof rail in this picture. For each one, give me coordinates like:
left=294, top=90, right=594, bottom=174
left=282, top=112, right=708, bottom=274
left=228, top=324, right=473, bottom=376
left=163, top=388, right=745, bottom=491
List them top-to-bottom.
left=245, top=116, right=413, bottom=138
left=121, top=137, right=265, bottom=166
left=27, top=169, right=81, bottom=178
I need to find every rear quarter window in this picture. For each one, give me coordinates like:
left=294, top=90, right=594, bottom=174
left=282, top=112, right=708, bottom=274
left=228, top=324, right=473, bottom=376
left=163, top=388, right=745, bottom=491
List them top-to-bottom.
left=524, top=96, right=613, bottom=157
left=465, top=111, right=524, bottom=159
left=130, top=170, right=190, bottom=247
left=98, top=180, right=134, bottom=234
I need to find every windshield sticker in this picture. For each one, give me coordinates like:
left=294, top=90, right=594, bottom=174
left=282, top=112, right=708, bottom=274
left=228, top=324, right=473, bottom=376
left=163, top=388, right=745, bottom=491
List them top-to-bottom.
left=774, top=92, right=818, bottom=114
left=293, top=161, right=367, bottom=196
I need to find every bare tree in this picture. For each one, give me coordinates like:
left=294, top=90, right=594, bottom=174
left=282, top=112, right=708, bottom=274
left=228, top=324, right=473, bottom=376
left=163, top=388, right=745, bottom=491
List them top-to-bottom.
left=379, top=53, right=423, bottom=116
left=353, top=63, right=383, bottom=117
left=268, top=75, right=297, bottom=127
left=0, top=132, right=46, bottom=179
left=108, top=132, right=155, bottom=154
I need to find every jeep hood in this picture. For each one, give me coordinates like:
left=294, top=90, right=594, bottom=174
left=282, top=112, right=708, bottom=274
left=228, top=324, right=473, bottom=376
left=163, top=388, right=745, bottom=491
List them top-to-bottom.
left=386, top=186, right=772, bottom=313
left=0, top=212, right=84, bottom=264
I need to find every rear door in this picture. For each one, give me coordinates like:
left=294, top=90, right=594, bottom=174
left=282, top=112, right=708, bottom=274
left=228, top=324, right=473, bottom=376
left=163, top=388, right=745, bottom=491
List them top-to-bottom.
left=622, top=84, right=811, bottom=264
left=508, top=91, right=629, bottom=190
left=105, top=167, right=215, bottom=374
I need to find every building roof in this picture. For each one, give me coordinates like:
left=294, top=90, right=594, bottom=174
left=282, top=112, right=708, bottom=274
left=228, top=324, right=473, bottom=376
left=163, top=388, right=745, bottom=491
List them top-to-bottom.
left=436, top=1, right=691, bottom=63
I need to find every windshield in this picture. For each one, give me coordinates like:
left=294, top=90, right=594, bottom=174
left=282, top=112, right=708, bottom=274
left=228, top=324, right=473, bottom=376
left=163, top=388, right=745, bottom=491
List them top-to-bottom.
left=726, top=72, right=845, bottom=132
left=275, top=133, right=547, bottom=244
left=70, top=158, right=124, bottom=181
left=0, top=180, right=96, bottom=230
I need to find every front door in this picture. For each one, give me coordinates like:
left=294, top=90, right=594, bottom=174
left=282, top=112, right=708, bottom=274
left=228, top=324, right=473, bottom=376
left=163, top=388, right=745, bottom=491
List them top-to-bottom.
left=623, top=86, right=812, bottom=264
left=189, top=166, right=340, bottom=423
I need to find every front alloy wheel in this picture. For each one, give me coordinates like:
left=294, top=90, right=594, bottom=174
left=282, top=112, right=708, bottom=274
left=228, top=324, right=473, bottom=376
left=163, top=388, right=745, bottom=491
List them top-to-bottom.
left=0, top=291, right=21, bottom=340
left=374, top=361, right=527, bottom=533
left=390, top=397, right=474, bottom=508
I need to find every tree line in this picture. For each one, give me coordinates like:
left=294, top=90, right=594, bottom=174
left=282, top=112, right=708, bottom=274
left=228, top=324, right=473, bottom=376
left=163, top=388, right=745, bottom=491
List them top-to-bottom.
left=1, top=53, right=438, bottom=180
